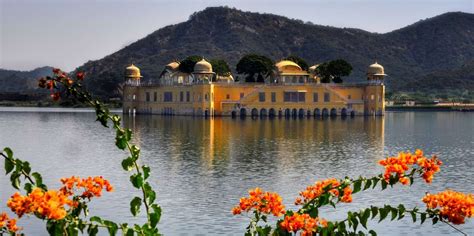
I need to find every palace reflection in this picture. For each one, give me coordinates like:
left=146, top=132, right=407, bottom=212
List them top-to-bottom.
left=122, top=116, right=385, bottom=170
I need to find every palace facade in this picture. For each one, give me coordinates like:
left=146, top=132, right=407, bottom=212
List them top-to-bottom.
left=122, top=59, right=386, bottom=117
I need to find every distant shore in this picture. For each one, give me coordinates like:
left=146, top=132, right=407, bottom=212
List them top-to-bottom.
left=386, top=105, right=474, bottom=112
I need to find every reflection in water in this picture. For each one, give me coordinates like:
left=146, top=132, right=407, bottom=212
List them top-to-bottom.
left=1, top=110, right=473, bottom=235
left=123, top=116, right=385, bottom=168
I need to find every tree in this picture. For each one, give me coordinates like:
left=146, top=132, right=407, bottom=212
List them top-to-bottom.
left=236, top=54, right=274, bottom=83
left=178, top=55, right=202, bottom=73
left=284, top=55, right=309, bottom=71
left=210, top=59, right=231, bottom=76
left=315, top=59, right=353, bottom=83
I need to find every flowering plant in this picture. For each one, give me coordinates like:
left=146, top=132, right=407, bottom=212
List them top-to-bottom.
left=1, top=69, right=161, bottom=235
left=233, top=150, right=472, bottom=235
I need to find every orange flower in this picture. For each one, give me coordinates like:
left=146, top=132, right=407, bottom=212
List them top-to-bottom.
left=378, top=150, right=442, bottom=184
left=60, top=176, right=114, bottom=198
left=295, top=178, right=352, bottom=205
left=341, top=186, right=353, bottom=203
left=7, top=188, right=73, bottom=220
left=232, top=188, right=285, bottom=217
left=423, top=190, right=473, bottom=225
left=280, top=213, right=326, bottom=236
left=7, top=218, right=20, bottom=232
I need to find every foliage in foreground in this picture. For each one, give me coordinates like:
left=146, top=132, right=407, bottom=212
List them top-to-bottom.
left=0, top=68, right=473, bottom=235
left=232, top=150, right=473, bottom=235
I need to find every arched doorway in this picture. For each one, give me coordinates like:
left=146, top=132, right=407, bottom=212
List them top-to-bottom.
left=240, top=108, right=247, bottom=118
left=251, top=108, right=259, bottom=117
left=260, top=108, right=267, bottom=117
left=269, top=108, right=276, bottom=118
left=292, top=108, right=298, bottom=117
left=314, top=108, right=321, bottom=117
left=322, top=108, right=329, bottom=117
left=330, top=108, right=337, bottom=117
left=341, top=108, right=348, bottom=117
left=204, top=109, right=209, bottom=117
left=284, top=109, right=291, bottom=117
left=298, top=109, right=305, bottom=117
left=231, top=110, right=237, bottom=118
left=306, top=110, right=311, bottom=117
left=350, top=111, right=355, bottom=117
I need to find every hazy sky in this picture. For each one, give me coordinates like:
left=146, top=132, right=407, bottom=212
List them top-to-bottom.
left=1, top=0, right=472, bottom=71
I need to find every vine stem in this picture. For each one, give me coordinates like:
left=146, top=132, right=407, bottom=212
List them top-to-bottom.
left=71, top=85, right=152, bottom=224
left=0, top=152, right=36, bottom=185
left=441, top=219, right=467, bottom=236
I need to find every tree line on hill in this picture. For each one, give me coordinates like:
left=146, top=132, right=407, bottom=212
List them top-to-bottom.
left=174, top=54, right=353, bottom=83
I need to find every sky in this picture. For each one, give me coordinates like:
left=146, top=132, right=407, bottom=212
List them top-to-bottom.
left=0, top=0, right=472, bottom=71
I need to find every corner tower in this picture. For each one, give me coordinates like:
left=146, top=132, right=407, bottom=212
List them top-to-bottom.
left=364, top=62, right=386, bottom=116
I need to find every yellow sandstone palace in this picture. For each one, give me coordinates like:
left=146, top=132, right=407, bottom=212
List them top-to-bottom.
left=123, top=59, right=386, bottom=117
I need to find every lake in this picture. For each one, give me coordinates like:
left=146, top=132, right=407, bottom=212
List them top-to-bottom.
left=0, top=108, right=473, bottom=235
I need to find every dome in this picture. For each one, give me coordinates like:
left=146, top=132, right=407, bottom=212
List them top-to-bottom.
left=193, top=59, right=213, bottom=73
left=275, top=60, right=302, bottom=72
left=165, top=61, right=180, bottom=71
left=367, top=62, right=386, bottom=75
left=125, top=64, right=142, bottom=79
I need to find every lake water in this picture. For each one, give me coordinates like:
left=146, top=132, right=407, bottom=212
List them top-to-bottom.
left=0, top=108, right=473, bottom=235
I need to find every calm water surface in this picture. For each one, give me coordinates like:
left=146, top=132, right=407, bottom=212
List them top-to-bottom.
left=0, top=108, right=473, bottom=235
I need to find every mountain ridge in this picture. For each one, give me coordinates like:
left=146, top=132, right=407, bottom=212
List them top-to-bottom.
left=2, top=7, right=473, bottom=102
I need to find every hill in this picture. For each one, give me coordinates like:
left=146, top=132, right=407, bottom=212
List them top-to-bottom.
left=4, top=7, right=474, bottom=102
left=0, top=66, right=54, bottom=93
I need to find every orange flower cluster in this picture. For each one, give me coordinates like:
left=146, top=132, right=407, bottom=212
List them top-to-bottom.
left=378, top=149, right=442, bottom=184
left=60, top=176, right=114, bottom=198
left=295, top=178, right=352, bottom=205
left=7, top=188, right=74, bottom=220
left=232, top=188, right=285, bottom=217
left=423, top=190, right=474, bottom=225
left=0, top=212, right=20, bottom=233
left=280, top=213, right=327, bottom=236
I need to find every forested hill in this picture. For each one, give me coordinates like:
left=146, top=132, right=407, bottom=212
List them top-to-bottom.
left=4, top=7, right=474, bottom=101
left=0, top=67, right=53, bottom=93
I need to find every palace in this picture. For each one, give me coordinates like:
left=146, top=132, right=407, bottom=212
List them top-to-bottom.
left=122, top=59, right=386, bottom=117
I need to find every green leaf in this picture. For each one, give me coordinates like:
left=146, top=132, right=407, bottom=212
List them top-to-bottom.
left=125, top=129, right=132, bottom=141
left=3, top=147, right=13, bottom=158
left=121, top=157, right=134, bottom=171
left=4, top=158, right=14, bottom=175
left=22, top=161, right=31, bottom=174
left=142, top=165, right=151, bottom=180
left=10, top=172, right=20, bottom=190
left=32, top=172, right=43, bottom=186
left=130, top=174, right=144, bottom=189
left=372, top=177, right=380, bottom=189
left=364, top=179, right=372, bottom=190
left=353, top=180, right=362, bottom=194
left=381, top=180, right=388, bottom=190
left=24, top=183, right=33, bottom=193
left=144, top=183, right=156, bottom=204
left=130, top=197, right=142, bottom=216
left=150, top=204, right=162, bottom=228
left=398, top=205, right=406, bottom=220
left=371, top=206, right=378, bottom=219
left=379, top=208, right=388, bottom=222
left=390, top=208, right=398, bottom=221
left=360, top=209, right=370, bottom=229
left=410, top=211, right=417, bottom=222
left=420, top=213, right=427, bottom=224
left=350, top=215, right=359, bottom=231
left=90, top=216, right=103, bottom=224
left=432, top=217, right=439, bottom=225
left=103, top=220, right=118, bottom=236
left=337, top=222, right=346, bottom=233
left=87, top=224, right=99, bottom=236
left=369, top=230, right=377, bottom=236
